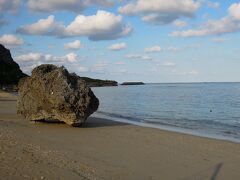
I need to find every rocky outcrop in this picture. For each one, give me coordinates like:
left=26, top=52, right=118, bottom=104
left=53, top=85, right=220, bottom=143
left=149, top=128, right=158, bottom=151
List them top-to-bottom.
left=0, top=44, right=27, bottom=86
left=17, top=64, right=99, bottom=126
left=81, top=77, right=118, bottom=87
left=121, top=82, right=145, bottom=85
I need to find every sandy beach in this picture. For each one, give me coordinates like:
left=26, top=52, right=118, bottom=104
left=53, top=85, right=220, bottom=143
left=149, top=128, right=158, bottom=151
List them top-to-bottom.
left=0, top=91, right=240, bottom=180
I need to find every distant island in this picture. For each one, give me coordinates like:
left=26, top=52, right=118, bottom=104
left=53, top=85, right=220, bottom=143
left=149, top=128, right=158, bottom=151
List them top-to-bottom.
left=0, top=44, right=118, bottom=89
left=121, top=82, right=145, bottom=85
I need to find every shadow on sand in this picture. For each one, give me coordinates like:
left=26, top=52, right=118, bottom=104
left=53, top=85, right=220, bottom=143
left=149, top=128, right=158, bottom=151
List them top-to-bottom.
left=32, top=117, right=128, bottom=128
left=82, top=117, right=128, bottom=128
left=181, top=162, right=223, bottom=180
left=210, top=163, right=223, bottom=180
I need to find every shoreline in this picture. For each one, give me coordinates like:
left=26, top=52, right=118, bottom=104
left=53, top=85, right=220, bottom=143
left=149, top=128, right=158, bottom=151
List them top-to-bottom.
left=1, top=91, right=240, bottom=179
left=93, top=113, right=240, bottom=144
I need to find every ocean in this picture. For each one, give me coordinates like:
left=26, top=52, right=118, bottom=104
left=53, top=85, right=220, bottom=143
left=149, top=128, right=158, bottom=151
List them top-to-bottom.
left=92, top=82, right=240, bottom=143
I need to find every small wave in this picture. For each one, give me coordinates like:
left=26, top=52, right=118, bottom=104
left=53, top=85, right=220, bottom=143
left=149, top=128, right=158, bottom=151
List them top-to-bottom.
left=94, top=110, right=240, bottom=143
left=96, top=110, right=240, bottom=130
left=96, top=111, right=144, bottom=122
left=223, top=131, right=238, bottom=135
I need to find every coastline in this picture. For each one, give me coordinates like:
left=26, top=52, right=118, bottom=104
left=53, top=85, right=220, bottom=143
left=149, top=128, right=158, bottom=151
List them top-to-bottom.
left=1, top=91, right=240, bottom=179
left=93, top=112, right=240, bottom=144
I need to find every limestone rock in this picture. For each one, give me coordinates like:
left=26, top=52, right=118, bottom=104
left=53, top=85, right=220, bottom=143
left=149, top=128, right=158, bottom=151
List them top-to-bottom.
left=17, top=64, right=99, bottom=126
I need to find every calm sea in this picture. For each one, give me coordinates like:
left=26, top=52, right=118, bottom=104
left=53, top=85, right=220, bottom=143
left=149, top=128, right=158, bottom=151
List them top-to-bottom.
left=92, top=83, right=240, bottom=143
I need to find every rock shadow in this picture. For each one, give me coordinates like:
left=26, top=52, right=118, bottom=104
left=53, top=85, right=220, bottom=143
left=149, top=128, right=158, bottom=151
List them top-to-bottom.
left=31, top=117, right=128, bottom=128
left=81, top=117, right=128, bottom=128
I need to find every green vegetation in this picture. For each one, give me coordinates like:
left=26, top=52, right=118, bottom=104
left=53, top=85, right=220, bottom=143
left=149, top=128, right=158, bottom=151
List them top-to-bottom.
left=81, top=77, right=118, bottom=87
left=121, top=82, right=145, bottom=85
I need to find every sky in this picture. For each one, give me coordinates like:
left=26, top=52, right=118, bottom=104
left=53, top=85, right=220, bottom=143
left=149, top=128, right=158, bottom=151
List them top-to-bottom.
left=0, top=0, right=240, bottom=83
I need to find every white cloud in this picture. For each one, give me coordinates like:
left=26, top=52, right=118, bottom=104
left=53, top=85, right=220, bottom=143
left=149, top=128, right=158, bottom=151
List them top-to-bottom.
left=0, top=0, right=22, bottom=14
left=27, top=0, right=114, bottom=13
left=119, top=0, right=200, bottom=25
left=207, top=1, right=220, bottom=9
left=170, top=3, right=240, bottom=37
left=228, top=3, right=240, bottom=20
left=17, top=11, right=132, bottom=41
left=63, top=11, right=132, bottom=40
left=141, top=14, right=179, bottom=25
left=17, top=15, right=58, bottom=35
left=170, top=17, right=240, bottom=37
left=173, top=20, right=187, bottom=27
left=0, top=34, right=24, bottom=46
left=211, top=37, right=230, bottom=43
left=64, top=40, right=83, bottom=50
left=108, top=42, right=127, bottom=50
left=167, top=44, right=200, bottom=52
left=183, top=44, right=201, bottom=49
left=144, top=45, right=161, bottom=53
left=167, top=47, right=180, bottom=52
left=15, top=52, right=79, bottom=63
left=65, top=52, right=77, bottom=62
left=15, top=53, right=42, bottom=62
left=16, top=53, right=87, bottom=75
left=126, top=54, right=152, bottom=60
left=126, top=54, right=141, bottom=59
left=141, top=56, right=152, bottom=61
left=116, top=61, right=126, bottom=65
left=91, top=62, right=108, bottom=73
left=93, top=62, right=108, bottom=68
left=158, top=62, right=176, bottom=67
left=78, top=66, right=89, bottom=73
left=111, top=69, right=128, bottom=74
left=171, top=69, right=199, bottom=76
left=188, top=70, right=199, bottom=75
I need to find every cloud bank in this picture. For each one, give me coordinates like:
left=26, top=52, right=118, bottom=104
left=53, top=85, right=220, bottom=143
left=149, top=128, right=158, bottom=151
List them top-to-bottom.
left=0, top=0, right=22, bottom=14
left=27, top=0, right=114, bottom=13
left=119, top=0, right=200, bottom=25
left=170, top=2, right=240, bottom=37
left=17, top=11, right=132, bottom=41
left=0, top=34, right=24, bottom=46
left=64, top=40, right=83, bottom=50
left=108, top=42, right=127, bottom=50
left=144, top=45, right=161, bottom=53
left=15, top=52, right=79, bottom=63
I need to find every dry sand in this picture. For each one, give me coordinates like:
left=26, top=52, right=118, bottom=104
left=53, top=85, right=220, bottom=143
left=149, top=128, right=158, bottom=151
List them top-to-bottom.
left=0, top=91, right=240, bottom=180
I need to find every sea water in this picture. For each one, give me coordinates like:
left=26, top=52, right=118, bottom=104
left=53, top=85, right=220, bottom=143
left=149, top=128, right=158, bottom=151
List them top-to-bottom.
left=92, top=83, right=240, bottom=143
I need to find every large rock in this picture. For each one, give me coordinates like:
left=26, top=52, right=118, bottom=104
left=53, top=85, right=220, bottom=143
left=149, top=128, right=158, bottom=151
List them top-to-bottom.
left=0, top=44, right=27, bottom=86
left=17, top=64, right=99, bottom=126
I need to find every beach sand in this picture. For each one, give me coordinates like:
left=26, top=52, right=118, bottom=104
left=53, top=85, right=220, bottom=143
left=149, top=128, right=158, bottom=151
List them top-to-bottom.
left=0, top=91, right=240, bottom=180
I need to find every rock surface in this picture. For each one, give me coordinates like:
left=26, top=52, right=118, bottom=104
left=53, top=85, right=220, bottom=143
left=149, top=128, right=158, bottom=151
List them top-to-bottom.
left=0, top=44, right=27, bottom=86
left=17, top=64, right=99, bottom=126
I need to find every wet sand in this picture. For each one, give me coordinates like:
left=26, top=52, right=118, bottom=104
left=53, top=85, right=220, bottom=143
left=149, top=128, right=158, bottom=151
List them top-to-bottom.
left=0, top=91, right=240, bottom=179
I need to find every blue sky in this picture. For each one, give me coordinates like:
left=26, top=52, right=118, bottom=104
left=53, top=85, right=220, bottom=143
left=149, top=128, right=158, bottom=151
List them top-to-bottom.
left=0, top=0, right=240, bottom=83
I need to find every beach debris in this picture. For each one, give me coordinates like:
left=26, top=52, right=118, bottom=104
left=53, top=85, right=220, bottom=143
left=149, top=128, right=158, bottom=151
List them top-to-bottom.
left=17, top=64, right=99, bottom=126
